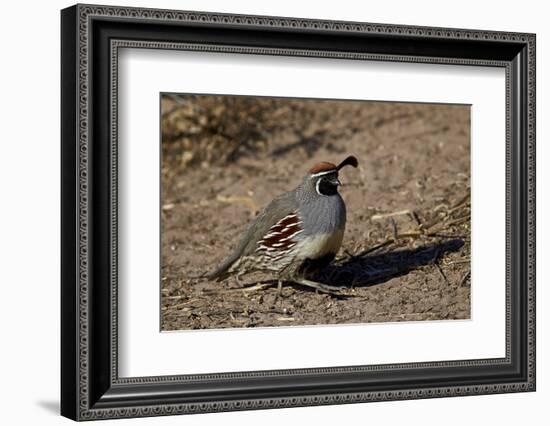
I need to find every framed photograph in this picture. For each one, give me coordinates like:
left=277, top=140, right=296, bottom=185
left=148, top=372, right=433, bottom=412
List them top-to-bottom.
left=61, top=4, right=536, bottom=421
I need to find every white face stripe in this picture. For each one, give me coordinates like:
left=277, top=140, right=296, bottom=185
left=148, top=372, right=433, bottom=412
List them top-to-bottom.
left=310, top=169, right=337, bottom=178
left=315, top=179, right=322, bottom=196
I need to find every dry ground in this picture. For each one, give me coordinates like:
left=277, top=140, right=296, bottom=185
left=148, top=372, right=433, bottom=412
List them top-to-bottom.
left=160, top=95, right=471, bottom=330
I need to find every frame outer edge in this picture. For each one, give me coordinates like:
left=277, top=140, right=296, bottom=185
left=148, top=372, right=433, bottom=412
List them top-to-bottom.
left=77, top=2, right=91, bottom=420
left=61, top=4, right=80, bottom=422
left=65, top=4, right=536, bottom=420
left=527, top=33, right=536, bottom=390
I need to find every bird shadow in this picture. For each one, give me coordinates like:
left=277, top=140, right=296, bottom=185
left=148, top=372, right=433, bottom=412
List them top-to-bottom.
left=313, top=238, right=465, bottom=289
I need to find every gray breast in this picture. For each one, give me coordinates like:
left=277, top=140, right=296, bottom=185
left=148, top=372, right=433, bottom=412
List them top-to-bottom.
left=299, top=194, right=346, bottom=237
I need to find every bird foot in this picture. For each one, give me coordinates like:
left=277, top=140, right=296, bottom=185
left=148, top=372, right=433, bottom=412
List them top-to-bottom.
left=294, top=278, right=348, bottom=296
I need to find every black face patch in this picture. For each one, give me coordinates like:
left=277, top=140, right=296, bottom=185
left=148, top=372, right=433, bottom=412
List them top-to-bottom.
left=317, top=175, right=339, bottom=196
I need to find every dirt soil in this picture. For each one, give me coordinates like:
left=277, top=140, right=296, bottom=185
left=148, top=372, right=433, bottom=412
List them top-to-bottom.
left=160, top=95, right=471, bottom=331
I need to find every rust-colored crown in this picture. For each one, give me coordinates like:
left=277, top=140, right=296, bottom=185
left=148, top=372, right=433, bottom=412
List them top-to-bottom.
left=308, top=155, right=359, bottom=175
left=309, top=162, right=337, bottom=174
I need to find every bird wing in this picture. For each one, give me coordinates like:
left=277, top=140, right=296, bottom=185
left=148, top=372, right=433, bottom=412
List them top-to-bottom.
left=207, top=191, right=298, bottom=280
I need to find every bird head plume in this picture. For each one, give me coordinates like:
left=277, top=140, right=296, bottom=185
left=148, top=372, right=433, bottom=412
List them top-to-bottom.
left=305, top=155, right=359, bottom=197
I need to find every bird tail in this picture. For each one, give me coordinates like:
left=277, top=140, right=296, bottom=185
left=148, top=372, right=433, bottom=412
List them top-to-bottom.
left=201, top=253, right=239, bottom=281
left=204, top=255, right=237, bottom=282
left=184, top=269, right=228, bottom=281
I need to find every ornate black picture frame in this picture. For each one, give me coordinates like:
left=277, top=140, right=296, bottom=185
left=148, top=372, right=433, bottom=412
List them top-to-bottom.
left=61, top=4, right=536, bottom=421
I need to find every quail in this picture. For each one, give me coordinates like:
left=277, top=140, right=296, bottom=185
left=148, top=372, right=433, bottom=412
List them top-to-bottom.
left=208, top=155, right=358, bottom=294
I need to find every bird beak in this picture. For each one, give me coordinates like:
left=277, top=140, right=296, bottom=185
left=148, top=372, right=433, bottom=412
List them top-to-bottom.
left=331, top=177, right=341, bottom=186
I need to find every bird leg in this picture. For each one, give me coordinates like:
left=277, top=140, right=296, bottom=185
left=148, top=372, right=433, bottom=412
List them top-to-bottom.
left=235, top=270, right=245, bottom=286
left=293, top=278, right=343, bottom=295
left=271, top=280, right=284, bottom=306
